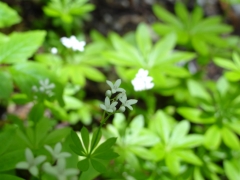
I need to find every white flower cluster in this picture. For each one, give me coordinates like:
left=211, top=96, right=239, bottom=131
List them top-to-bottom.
left=60, top=35, right=86, bottom=52
left=131, top=68, right=154, bottom=91
left=32, top=78, right=55, bottom=97
left=100, top=79, right=138, bottom=113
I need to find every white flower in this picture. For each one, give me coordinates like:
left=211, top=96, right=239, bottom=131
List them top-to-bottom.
left=60, top=35, right=86, bottom=52
left=51, top=47, right=58, bottom=54
left=131, top=68, right=154, bottom=91
left=31, top=78, right=56, bottom=97
left=39, top=78, right=55, bottom=91
left=106, top=79, right=125, bottom=94
left=118, top=92, right=138, bottom=110
left=100, top=96, right=118, bottom=113
left=16, top=148, right=46, bottom=177
left=43, top=159, right=79, bottom=180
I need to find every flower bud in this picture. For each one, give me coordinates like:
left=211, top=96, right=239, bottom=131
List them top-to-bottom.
left=105, top=90, right=112, bottom=98
left=119, top=106, right=126, bottom=113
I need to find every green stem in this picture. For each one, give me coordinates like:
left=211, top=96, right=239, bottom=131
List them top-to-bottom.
left=89, top=112, right=112, bottom=154
left=79, top=171, right=83, bottom=178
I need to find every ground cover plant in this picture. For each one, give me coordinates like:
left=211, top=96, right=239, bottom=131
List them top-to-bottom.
left=0, top=0, right=240, bottom=179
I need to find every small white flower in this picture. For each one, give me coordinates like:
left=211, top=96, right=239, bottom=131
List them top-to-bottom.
left=60, top=36, right=86, bottom=52
left=51, top=47, right=58, bottom=54
left=131, top=68, right=154, bottom=91
left=31, top=78, right=56, bottom=98
left=39, top=78, right=55, bottom=91
left=106, top=79, right=125, bottom=94
left=32, top=86, right=38, bottom=92
left=119, top=93, right=138, bottom=110
left=100, top=96, right=118, bottom=113
left=16, top=148, right=46, bottom=177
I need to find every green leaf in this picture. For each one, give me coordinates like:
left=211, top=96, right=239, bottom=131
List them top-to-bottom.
left=0, top=2, right=21, bottom=28
left=175, top=3, right=189, bottom=23
left=70, top=4, right=95, bottom=15
left=152, top=4, right=182, bottom=29
left=191, top=6, right=203, bottom=25
left=136, top=23, right=152, bottom=58
left=152, top=23, right=173, bottom=36
left=0, top=31, right=46, bottom=63
left=109, top=33, right=144, bottom=66
left=148, top=33, right=176, bottom=67
left=191, top=36, right=209, bottom=56
left=232, top=52, right=240, bottom=67
left=213, top=57, right=237, bottom=70
left=79, top=66, right=105, bottom=82
left=163, top=66, right=190, bottom=77
left=0, top=71, right=13, bottom=99
left=225, top=71, right=240, bottom=81
left=187, top=79, right=211, bottom=101
left=64, top=96, right=83, bottom=110
left=28, top=103, right=45, bottom=123
left=177, top=107, right=215, bottom=124
left=154, top=111, right=171, bottom=143
left=130, top=115, right=144, bottom=134
left=35, top=118, right=52, bottom=146
left=169, top=120, right=190, bottom=145
left=228, top=121, right=240, bottom=135
left=204, top=125, right=221, bottom=150
left=0, top=127, right=16, bottom=155
left=43, top=127, right=70, bottom=144
left=81, top=127, right=90, bottom=152
left=221, top=127, right=240, bottom=150
left=91, top=128, right=102, bottom=151
left=70, top=130, right=85, bottom=155
left=175, top=135, right=204, bottom=148
left=94, top=138, right=117, bottom=154
left=129, top=146, right=156, bottom=160
left=0, top=149, right=24, bottom=172
left=175, top=150, right=202, bottom=165
left=92, top=151, right=118, bottom=160
left=166, top=153, right=180, bottom=175
left=77, top=158, right=89, bottom=171
left=91, top=158, right=106, bottom=173
left=224, top=160, right=240, bottom=180
left=193, top=167, right=205, bottom=180
left=0, top=174, right=24, bottom=180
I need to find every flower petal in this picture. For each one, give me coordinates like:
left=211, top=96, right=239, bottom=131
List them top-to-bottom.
left=114, top=79, right=121, bottom=88
left=106, top=80, right=114, bottom=89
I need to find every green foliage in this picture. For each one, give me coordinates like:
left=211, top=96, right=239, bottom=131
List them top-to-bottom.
left=43, top=0, right=95, bottom=24
left=0, top=2, right=21, bottom=28
left=0, top=2, right=240, bottom=180
left=152, top=3, right=232, bottom=57
left=103, top=23, right=195, bottom=88
left=0, top=31, right=46, bottom=63
left=214, top=52, right=240, bottom=81
left=178, top=77, right=240, bottom=150
left=150, top=111, right=203, bottom=175
left=104, top=114, right=159, bottom=169
left=70, top=127, right=118, bottom=173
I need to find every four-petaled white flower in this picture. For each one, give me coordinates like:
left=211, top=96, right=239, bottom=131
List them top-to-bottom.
left=60, top=35, right=86, bottom=52
left=131, top=68, right=154, bottom=91
left=32, top=78, right=55, bottom=97
left=100, top=79, right=138, bottom=113
left=106, top=79, right=125, bottom=94
left=119, top=92, right=138, bottom=110
left=100, top=96, right=118, bottom=113
left=44, top=142, right=71, bottom=162
left=16, top=148, right=46, bottom=177
left=43, top=158, right=79, bottom=180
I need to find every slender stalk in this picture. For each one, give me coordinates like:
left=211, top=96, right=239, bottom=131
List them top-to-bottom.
left=89, top=112, right=112, bottom=155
